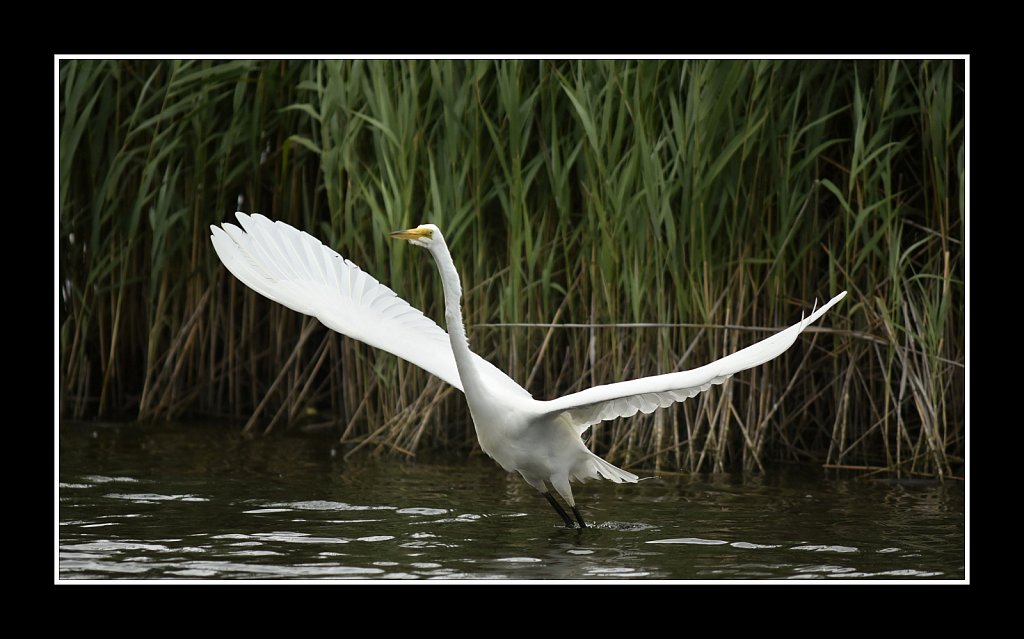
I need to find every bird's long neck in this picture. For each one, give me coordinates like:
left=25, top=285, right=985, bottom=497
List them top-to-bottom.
left=430, top=241, right=481, bottom=394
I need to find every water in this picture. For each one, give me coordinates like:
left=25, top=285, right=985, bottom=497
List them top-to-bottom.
left=58, top=422, right=966, bottom=581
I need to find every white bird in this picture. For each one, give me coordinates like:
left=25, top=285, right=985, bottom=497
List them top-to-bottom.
left=210, top=213, right=846, bottom=528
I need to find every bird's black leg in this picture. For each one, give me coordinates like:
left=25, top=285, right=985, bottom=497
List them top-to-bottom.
left=543, top=492, right=576, bottom=528
left=571, top=506, right=587, bottom=529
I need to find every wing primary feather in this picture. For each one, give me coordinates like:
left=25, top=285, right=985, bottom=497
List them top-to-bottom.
left=210, top=215, right=535, bottom=398
left=539, top=291, right=846, bottom=429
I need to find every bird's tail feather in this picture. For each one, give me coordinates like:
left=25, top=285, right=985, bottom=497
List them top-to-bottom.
left=575, top=453, right=640, bottom=484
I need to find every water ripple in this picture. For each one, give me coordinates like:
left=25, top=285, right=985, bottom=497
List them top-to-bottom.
left=81, top=475, right=139, bottom=484
left=105, top=493, right=209, bottom=502
left=268, top=500, right=395, bottom=512
left=396, top=507, right=448, bottom=516
left=421, top=513, right=481, bottom=524
left=596, top=521, right=658, bottom=532
left=251, top=532, right=350, bottom=545
left=210, top=534, right=249, bottom=540
left=647, top=537, right=728, bottom=545
left=62, top=541, right=171, bottom=552
left=731, top=542, right=782, bottom=549
left=791, top=544, right=859, bottom=553
left=165, top=561, right=385, bottom=578
left=795, top=564, right=857, bottom=574
left=586, top=567, right=644, bottom=576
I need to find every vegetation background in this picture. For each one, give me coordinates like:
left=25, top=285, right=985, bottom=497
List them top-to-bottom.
left=58, top=59, right=965, bottom=478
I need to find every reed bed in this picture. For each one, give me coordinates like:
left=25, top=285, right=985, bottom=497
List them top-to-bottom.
left=58, top=59, right=965, bottom=478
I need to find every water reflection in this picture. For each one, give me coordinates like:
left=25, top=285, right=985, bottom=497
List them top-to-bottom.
left=58, top=421, right=965, bottom=580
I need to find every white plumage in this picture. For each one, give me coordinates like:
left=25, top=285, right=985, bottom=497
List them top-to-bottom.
left=211, top=213, right=846, bottom=528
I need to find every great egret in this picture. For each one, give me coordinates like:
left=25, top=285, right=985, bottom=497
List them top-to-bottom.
left=210, top=213, right=846, bottom=528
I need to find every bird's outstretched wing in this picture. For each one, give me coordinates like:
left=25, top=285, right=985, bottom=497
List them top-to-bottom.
left=210, top=213, right=526, bottom=396
left=536, top=291, right=846, bottom=431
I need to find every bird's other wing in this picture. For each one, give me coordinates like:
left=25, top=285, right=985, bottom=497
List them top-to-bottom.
left=210, top=213, right=468, bottom=390
left=535, top=291, right=847, bottom=431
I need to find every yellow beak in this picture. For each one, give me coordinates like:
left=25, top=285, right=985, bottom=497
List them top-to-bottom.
left=389, top=228, right=432, bottom=240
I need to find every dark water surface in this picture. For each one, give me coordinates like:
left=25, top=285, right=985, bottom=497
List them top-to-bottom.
left=58, top=422, right=966, bottom=581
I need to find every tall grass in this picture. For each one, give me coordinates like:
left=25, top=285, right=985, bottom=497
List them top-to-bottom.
left=58, top=59, right=965, bottom=478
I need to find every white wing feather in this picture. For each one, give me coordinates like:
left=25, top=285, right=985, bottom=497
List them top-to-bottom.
left=210, top=212, right=526, bottom=396
left=210, top=212, right=842, bottom=427
left=537, top=291, right=847, bottom=430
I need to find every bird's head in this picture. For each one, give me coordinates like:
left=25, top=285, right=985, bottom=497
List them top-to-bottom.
left=389, top=224, right=442, bottom=249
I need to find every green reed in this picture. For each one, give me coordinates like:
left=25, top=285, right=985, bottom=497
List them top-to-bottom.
left=58, top=59, right=965, bottom=478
